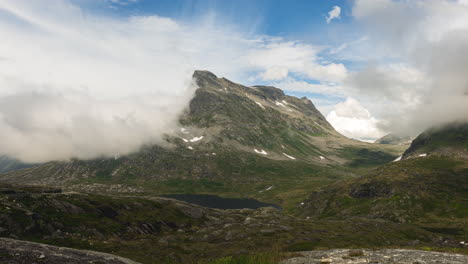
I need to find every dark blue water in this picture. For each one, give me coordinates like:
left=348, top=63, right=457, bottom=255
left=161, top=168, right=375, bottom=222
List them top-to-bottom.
left=160, top=194, right=281, bottom=210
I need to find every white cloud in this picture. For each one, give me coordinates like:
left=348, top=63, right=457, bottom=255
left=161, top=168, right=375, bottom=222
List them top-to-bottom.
left=108, top=0, right=138, bottom=5
left=350, top=0, right=468, bottom=134
left=0, top=2, right=199, bottom=162
left=326, top=6, right=341, bottom=24
left=247, top=41, right=348, bottom=83
left=260, top=66, right=289, bottom=81
left=272, top=79, right=347, bottom=97
left=326, top=98, right=386, bottom=140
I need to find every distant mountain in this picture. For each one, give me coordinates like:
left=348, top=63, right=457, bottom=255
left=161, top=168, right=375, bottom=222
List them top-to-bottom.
left=0, top=71, right=402, bottom=208
left=299, top=124, right=468, bottom=241
left=375, top=133, right=413, bottom=145
left=0, top=155, right=36, bottom=173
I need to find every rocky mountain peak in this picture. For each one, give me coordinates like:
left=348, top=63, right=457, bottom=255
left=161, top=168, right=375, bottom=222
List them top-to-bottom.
left=192, top=70, right=218, bottom=80
left=251, top=85, right=285, bottom=100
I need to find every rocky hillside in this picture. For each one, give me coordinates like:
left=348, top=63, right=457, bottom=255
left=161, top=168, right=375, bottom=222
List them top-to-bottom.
left=0, top=71, right=403, bottom=210
left=402, top=122, right=468, bottom=159
left=298, top=124, right=468, bottom=243
left=300, top=156, right=467, bottom=224
left=0, top=237, right=139, bottom=264
left=281, top=249, right=468, bottom=264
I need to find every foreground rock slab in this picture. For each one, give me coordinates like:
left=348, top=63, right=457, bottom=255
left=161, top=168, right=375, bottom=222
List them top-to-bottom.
left=0, top=238, right=141, bottom=264
left=281, top=249, right=467, bottom=264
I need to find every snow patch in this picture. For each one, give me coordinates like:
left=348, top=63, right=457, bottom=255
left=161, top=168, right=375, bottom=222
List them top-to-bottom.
left=224, top=87, right=228, bottom=92
left=282, top=100, right=288, bottom=105
left=255, top=101, right=266, bottom=110
left=275, top=101, right=293, bottom=112
left=275, top=101, right=285, bottom=107
left=180, top=128, right=190, bottom=134
left=189, top=136, right=204, bottom=142
left=181, top=138, right=189, bottom=143
left=281, top=144, right=285, bottom=149
left=187, top=146, right=193, bottom=150
left=254, top=149, right=268, bottom=155
left=212, top=153, right=216, bottom=155
left=282, top=153, right=296, bottom=160
left=418, top=153, right=427, bottom=157
left=393, top=155, right=402, bottom=162
left=319, top=156, right=325, bottom=160
left=111, top=168, right=121, bottom=176
left=265, top=186, right=273, bottom=191
left=300, top=202, right=305, bottom=206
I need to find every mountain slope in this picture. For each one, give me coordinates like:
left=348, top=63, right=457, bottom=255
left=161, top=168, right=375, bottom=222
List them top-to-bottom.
left=0, top=71, right=403, bottom=209
left=402, top=122, right=468, bottom=159
left=299, top=124, right=468, bottom=240
left=375, top=133, right=413, bottom=145
left=0, top=155, right=36, bottom=174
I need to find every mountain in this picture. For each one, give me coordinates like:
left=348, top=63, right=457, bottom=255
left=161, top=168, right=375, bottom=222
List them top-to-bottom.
left=0, top=71, right=403, bottom=210
left=299, top=123, right=468, bottom=242
left=375, top=133, right=413, bottom=145
left=0, top=155, right=36, bottom=173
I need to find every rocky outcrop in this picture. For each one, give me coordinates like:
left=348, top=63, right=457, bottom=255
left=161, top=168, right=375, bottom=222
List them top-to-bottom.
left=0, top=237, right=140, bottom=264
left=281, top=249, right=468, bottom=264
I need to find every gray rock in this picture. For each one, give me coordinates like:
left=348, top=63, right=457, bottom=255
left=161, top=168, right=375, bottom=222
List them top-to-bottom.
left=0, top=237, right=140, bottom=264
left=281, top=249, right=468, bottom=264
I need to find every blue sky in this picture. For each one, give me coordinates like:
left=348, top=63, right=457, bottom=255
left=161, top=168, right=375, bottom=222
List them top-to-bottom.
left=81, top=0, right=357, bottom=105
left=86, top=0, right=353, bottom=37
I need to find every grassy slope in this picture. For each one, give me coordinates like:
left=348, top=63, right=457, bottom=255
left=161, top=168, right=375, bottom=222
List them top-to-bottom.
left=403, top=123, right=468, bottom=158
left=300, top=155, right=468, bottom=241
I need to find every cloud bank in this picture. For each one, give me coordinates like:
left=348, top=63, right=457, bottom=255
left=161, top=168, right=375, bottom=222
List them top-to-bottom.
left=349, top=0, right=468, bottom=135
left=326, top=98, right=385, bottom=141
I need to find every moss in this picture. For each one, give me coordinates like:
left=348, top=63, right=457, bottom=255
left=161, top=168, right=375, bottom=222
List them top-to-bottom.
left=339, top=147, right=398, bottom=168
left=287, top=241, right=320, bottom=252
left=206, top=254, right=280, bottom=264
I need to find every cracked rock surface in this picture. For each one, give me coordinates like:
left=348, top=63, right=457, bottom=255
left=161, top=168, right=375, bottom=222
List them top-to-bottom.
left=0, top=238, right=140, bottom=264
left=281, top=249, right=468, bottom=264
